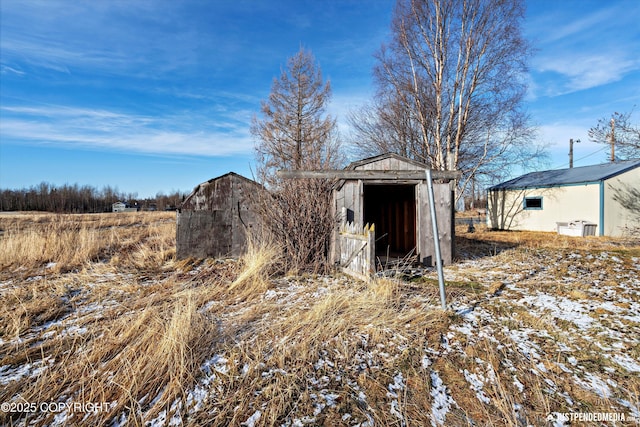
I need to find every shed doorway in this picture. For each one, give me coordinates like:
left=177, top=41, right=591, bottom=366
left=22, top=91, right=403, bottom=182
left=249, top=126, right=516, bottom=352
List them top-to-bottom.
left=363, top=184, right=417, bottom=258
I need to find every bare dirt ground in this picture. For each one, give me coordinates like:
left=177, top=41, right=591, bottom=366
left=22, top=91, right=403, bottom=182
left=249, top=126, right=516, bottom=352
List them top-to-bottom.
left=0, top=213, right=638, bottom=426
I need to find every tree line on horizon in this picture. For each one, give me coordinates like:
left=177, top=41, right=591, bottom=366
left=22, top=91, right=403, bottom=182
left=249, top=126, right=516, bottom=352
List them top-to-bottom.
left=0, top=182, right=186, bottom=213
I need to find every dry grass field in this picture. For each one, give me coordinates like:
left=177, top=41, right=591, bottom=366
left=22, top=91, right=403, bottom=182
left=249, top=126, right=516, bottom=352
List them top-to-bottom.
left=0, top=212, right=638, bottom=426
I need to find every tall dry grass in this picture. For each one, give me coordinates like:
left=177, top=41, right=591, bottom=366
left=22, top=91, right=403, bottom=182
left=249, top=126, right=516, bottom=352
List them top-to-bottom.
left=0, top=212, right=175, bottom=274
left=0, top=212, right=222, bottom=426
left=1, top=213, right=280, bottom=426
left=2, top=213, right=636, bottom=426
left=456, top=222, right=640, bottom=256
left=192, top=243, right=459, bottom=425
left=1, top=283, right=218, bottom=426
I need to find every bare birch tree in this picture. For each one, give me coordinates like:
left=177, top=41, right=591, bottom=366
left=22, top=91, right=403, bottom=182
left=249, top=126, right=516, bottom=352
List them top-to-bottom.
left=351, top=0, right=543, bottom=200
left=251, top=48, right=342, bottom=272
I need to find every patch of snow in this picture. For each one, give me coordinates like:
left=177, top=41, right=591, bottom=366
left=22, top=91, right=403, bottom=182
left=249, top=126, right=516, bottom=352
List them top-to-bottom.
left=263, top=289, right=278, bottom=300
left=518, top=293, right=594, bottom=329
left=451, top=323, right=474, bottom=336
left=506, top=328, right=542, bottom=361
left=556, top=342, right=573, bottom=352
left=202, top=354, right=229, bottom=376
left=609, top=354, right=640, bottom=373
left=421, top=355, right=431, bottom=369
left=0, top=356, right=53, bottom=385
left=314, top=358, right=334, bottom=370
left=261, top=368, right=287, bottom=378
left=462, top=369, right=490, bottom=404
left=430, top=371, right=455, bottom=426
left=387, top=372, right=405, bottom=424
left=387, top=372, right=405, bottom=398
left=573, top=373, right=612, bottom=398
left=513, top=377, right=524, bottom=393
left=186, top=384, right=209, bottom=412
left=559, top=392, right=574, bottom=406
left=618, top=398, right=640, bottom=419
left=389, top=399, right=404, bottom=424
left=242, top=410, right=261, bottom=427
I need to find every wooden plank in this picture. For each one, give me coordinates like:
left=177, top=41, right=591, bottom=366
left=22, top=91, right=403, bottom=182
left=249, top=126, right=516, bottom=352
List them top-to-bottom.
left=277, top=169, right=461, bottom=181
left=339, top=222, right=375, bottom=281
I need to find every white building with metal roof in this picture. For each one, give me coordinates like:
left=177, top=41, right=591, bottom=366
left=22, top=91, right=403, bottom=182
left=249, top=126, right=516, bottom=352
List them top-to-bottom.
left=487, top=160, right=640, bottom=237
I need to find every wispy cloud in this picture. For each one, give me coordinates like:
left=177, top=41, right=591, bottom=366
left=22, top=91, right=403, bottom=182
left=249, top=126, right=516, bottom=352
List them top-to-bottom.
left=0, top=1, right=219, bottom=79
left=527, top=1, right=640, bottom=96
left=533, top=6, right=617, bottom=45
left=535, top=52, right=638, bottom=96
left=0, top=65, right=26, bottom=76
left=0, top=104, right=254, bottom=157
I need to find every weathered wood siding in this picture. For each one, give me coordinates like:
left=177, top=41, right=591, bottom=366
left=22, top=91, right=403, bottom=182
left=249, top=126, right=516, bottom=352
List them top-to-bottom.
left=332, top=153, right=454, bottom=268
left=177, top=173, right=261, bottom=259
left=416, top=181, right=454, bottom=266
left=177, top=210, right=233, bottom=258
left=339, top=222, right=375, bottom=281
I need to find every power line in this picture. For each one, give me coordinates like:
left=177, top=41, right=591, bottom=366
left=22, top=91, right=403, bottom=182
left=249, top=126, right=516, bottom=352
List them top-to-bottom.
left=551, top=145, right=609, bottom=170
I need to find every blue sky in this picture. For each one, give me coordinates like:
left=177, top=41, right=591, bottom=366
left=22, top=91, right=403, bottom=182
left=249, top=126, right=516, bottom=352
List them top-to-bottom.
left=1, top=0, right=639, bottom=198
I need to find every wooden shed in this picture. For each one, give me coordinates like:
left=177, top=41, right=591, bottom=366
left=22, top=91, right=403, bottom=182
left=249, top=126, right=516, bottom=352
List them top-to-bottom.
left=331, top=154, right=456, bottom=269
left=176, top=172, right=262, bottom=259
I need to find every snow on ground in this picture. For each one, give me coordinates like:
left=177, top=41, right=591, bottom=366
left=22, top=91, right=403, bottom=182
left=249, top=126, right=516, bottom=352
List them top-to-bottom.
left=1, top=245, right=639, bottom=425
left=441, top=247, right=640, bottom=422
left=429, top=368, right=456, bottom=426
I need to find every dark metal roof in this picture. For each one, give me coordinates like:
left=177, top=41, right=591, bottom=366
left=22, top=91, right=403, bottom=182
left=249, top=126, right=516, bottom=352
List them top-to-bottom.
left=489, top=159, right=640, bottom=190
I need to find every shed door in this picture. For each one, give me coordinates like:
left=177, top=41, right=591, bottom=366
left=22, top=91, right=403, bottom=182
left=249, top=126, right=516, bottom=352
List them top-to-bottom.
left=363, top=184, right=416, bottom=256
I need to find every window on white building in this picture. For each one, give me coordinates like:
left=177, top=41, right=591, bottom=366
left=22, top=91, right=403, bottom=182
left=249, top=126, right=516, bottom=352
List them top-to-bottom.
left=523, top=196, right=543, bottom=210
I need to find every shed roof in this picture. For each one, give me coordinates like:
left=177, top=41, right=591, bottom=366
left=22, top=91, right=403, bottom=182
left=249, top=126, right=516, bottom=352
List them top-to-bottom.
left=346, top=152, right=429, bottom=170
left=489, top=159, right=640, bottom=190
left=181, top=172, right=261, bottom=209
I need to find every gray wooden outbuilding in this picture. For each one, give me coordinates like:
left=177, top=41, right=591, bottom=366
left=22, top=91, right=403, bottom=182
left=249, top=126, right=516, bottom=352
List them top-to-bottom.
left=278, top=153, right=457, bottom=271
left=333, top=153, right=456, bottom=267
left=176, top=172, right=262, bottom=259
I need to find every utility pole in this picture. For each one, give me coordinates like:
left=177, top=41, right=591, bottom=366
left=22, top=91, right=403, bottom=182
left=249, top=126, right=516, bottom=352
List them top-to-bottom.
left=610, top=118, right=616, bottom=162
left=569, top=138, right=580, bottom=168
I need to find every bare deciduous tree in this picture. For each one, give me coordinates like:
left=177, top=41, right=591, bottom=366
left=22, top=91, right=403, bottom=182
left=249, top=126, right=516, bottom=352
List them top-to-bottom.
left=351, top=0, right=543, bottom=200
left=251, top=48, right=342, bottom=273
left=588, top=110, right=640, bottom=161
left=588, top=111, right=640, bottom=237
